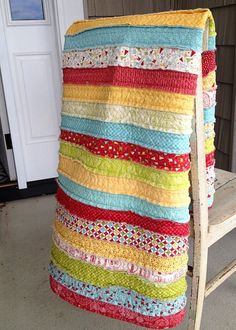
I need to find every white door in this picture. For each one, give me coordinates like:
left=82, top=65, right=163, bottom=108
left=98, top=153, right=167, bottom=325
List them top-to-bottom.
left=0, top=0, right=62, bottom=187
left=0, top=0, right=86, bottom=188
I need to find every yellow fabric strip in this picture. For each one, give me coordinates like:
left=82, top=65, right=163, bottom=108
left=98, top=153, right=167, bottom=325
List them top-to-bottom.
left=66, top=9, right=215, bottom=36
left=203, top=71, right=216, bottom=90
left=63, top=84, right=195, bottom=115
left=62, top=100, right=193, bottom=134
left=205, top=137, right=215, bottom=154
left=59, top=142, right=190, bottom=191
left=58, top=154, right=190, bottom=207
left=53, top=221, right=188, bottom=273
left=51, top=243, right=187, bottom=300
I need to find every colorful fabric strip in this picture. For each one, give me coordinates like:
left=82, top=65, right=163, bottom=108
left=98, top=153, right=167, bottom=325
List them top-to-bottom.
left=66, top=9, right=215, bottom=35
left=64, top=26, right=204, bottom=51
left=208, top=36, right=216, bottom=50
left=63, top=46, right=201, bottom=74
left=202, top=50, right=216, bottom=77
left=63, top=67, right=197, bottom=95
left=203, top=71, right=216, bottom=90
left=63, top=84, right=194, bottom=114
left=203, top=89, right=216, bottom=108
left=62, top=101, right=193, bottom=135
left=204, top=107, right=216, bottom=124
left=61, top=115, right=191, bottom=154
left=205, top=123, right=215, bottom=139
left=60, top=130, right=191, bottom=172
left=60, top=131, right=215, bottom=172
left=205, top=137, right=215, bottom=154
left=59, top=142, right=190, bottom=191
left=206, top=151, right=215, bottom=167
left=58, top=156, right=190, bottom=207
left=206, top=165, right=216, bottom=186
left=58, top=174, right=190, bottom=222
left=56, top=188, right=190, bottom=237
left=207, top=195, right=214, bottom=208
left=56, top=204, right=189, bottom=257
left=53, top=221, right=188, bottom=273
left=53, top=231, right=187, bottom=284
left=51, top=244, right=187, bottom=300
left=49, top=266, right=186, bottom=317
left=50, top=276, right=186, bottom=329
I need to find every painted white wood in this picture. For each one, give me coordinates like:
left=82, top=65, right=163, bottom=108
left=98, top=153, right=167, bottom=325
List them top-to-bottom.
left=0, top=0, right=62, bottom=187
left=0, top=0, right=86, bottom=188
left=55, top=0, right=86, bottom=49
left=0, top=2, right=27, bottom=188
left=187, top=22, right=236, bottom=328
left=188, top=24, right=209, bottom=330
left=15, top=53, right=59, bottom=143
left=0, top=70, right=16, bottom=180
left=207, top=169, right=236, bottom=246
left=205, top=259, right=236, bottom=297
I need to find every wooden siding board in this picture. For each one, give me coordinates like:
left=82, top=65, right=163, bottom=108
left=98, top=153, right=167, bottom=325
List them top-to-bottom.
left=87, top=0, right=96, bottom=17
left=93, top=0, right=124, bottom=16
left=123, top=0, right=153, bottom=15
left=153, top=0, right=174, bottom=12
left=173, top=0, right=236, bottom=9
left=212, top=6, right=236, bottom=45
left=230, top=43, right=236, bottom=171
left=216, top=46, right=235, bottom=84
left=216, top=83, right=233, bottom=120
left=215, top=118, right=231, bottom=154
left=215, top=149, right=230, bottom=170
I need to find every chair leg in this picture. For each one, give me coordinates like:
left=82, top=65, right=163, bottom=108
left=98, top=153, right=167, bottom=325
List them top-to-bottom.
left=188, top=247, right=208, bottom=330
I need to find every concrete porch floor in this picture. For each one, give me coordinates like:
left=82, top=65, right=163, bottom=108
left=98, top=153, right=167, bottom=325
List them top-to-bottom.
left=0, top=195, right=235, bottom=330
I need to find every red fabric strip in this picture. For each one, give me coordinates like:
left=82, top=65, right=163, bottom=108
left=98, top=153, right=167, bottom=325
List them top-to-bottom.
left=202, top=50, right=216, bottom=77
left=63, top=67, right=197, bottom=95
left=60, top=129, right=191, bottom=172
left=206, top=150, right=215, bottom=167
left=56, top=187, right=190, bottom=237
left=50, top=276, right=185, bottom=330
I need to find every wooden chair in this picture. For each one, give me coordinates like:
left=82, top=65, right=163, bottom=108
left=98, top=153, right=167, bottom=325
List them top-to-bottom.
left=187, top=20, right=236, bottom=330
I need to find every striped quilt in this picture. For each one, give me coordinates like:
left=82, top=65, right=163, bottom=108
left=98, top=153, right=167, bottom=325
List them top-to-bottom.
left=49, top=9, right=216, bottom=329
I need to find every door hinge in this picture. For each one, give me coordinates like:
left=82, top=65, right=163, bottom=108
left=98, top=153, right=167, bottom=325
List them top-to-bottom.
left=5, top=133, right=12, bottom=150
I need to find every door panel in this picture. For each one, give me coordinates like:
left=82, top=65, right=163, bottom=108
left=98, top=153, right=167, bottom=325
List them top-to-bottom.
left=2, top=0, right=61, bottom=182
left=15, top=53, right=59, bottom=142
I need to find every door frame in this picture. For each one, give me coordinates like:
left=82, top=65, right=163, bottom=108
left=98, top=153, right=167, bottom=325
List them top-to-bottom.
left=0, top=0, right=86, bottom=189
left=0, top=68, right=17, bottom=181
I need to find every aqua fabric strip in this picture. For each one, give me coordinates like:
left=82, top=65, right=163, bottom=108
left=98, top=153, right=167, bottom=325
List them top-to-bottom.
left=64, top=26, right=203, bottom=51
left=208, top=36, right=216, bottom=51
left=204, top=107, right=215, bottom=124
left=61, top=115, right=191, bottom=154
left=58, top=174, right=190, bottom=223
left=207, top=195, right=214, bottom=207
left=48, top=262, right=187, bottom=317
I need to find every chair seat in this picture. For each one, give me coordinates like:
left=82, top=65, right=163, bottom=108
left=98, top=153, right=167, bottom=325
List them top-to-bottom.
left=190, top=168, right=236, bottom=246
left=208, top=168, right=236, bottom=246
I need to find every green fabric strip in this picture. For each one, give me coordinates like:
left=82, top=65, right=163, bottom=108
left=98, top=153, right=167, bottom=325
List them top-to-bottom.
left=59, top=142, right=190, bottom=191
left=51, top=243, right=187, bottom=300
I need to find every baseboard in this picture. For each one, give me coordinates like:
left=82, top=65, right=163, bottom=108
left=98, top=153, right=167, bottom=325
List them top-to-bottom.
left=0, top=178, right=57, bottom=203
